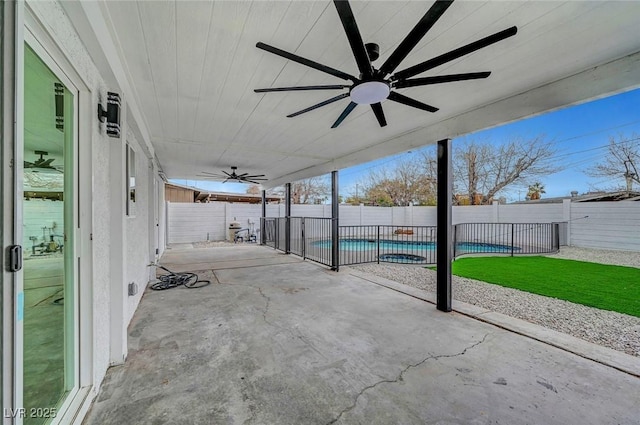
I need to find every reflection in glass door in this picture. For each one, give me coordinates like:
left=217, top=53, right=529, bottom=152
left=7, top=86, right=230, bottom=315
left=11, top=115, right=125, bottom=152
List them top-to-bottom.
left=22, top=43, right=75, bottom=424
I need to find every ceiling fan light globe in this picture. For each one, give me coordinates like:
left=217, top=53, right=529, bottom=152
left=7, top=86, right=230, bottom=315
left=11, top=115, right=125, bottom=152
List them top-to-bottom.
left=350, top=81, right=390, bottom=105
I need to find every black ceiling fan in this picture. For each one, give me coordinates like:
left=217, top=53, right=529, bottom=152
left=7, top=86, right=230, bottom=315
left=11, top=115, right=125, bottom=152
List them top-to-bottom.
left=254, top=0, right=517, bottom=128
left=24, top=150, right=61, bottom=172
left=197, top=166, right=267, bottom=185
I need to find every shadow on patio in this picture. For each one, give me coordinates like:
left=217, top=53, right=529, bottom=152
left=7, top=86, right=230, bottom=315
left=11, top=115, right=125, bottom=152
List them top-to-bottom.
left=84, top=245, right=640, bottom=424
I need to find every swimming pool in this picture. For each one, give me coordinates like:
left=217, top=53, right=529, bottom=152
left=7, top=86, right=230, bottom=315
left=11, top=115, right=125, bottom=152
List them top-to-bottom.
left=311, top=238, right=518, bottom=253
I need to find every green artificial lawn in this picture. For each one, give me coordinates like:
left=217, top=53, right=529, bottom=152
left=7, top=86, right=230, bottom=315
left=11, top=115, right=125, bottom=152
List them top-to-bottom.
left=446, top=256, right=640, bottom=317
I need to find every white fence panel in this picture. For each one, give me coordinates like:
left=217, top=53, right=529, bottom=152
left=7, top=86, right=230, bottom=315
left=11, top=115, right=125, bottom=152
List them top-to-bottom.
left=167, top=200, right=640, bottom=252
left=168, top=202, right=226, bottom=243
left=570, top=202, right=640, bottom=251
left=228, top=203, right=261, bottom=232
left=265, top=204, right=282, bottom=217
left=291, top=204, right=325, bottom=217
left=497, top=204, right=563, bottom=223
left=453, top=205, right=493, bottom=224
left=339, top=206, right=361, bottom=226
left=362, top=206, right=393, bottom=225
left=392, top=207, right=405, bottom=226
left=412, top=207, right=437, bottom=226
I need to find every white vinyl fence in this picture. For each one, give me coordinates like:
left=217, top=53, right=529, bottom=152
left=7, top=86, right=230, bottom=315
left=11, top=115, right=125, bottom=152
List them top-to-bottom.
left=167, top=200, right=640, bottom=251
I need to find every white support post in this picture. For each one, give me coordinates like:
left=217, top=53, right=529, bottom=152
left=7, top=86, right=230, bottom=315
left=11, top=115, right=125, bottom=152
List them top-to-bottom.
left=108, top=127, right=127, bottom=365
left=563, top=198, right=571, bottom=246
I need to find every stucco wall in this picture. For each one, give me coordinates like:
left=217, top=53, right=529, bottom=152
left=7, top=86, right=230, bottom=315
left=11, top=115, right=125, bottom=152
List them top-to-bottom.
left=27, top=0, right=161, bottom=393
left=125, top=129, right=150, bottom=323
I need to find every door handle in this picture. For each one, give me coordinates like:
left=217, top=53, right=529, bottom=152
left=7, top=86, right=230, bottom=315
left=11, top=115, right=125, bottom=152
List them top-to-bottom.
left=8, top=245, right=22, bottom=272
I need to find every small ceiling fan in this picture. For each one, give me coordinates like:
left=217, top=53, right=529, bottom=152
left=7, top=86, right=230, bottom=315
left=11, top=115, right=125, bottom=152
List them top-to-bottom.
left=254, top=0, right=517, bottom=128
left=24, top=150, right=61, bottom=173
left=198, top=166, right=268, bottom=185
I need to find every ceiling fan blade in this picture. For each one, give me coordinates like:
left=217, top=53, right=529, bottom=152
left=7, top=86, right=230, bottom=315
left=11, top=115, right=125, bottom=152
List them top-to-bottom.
left=333, top=0, right=373, bottom=78
left=379, top=0, right=454, bottom=76
left=393, top=26, right=518, bottom=80
left=256, top=42, right=357, bottom=82
left=394, top=71, right=491, bottom=88
left=255, top=85, right=349, bottom=93
left=388, top=91, right=438, bottom=113
left=287, top=93, right=349, bottom=118
left=331, top=101, right=357, bottom=128
left=370, top=103, right=387, bottom=127
left=198, top=171, right=227, bottom=176
left=222, top=171, right=233, bottom=177
left=244, top=175, right=266, bottom=178
left=196, top=176, right=226, bottom=180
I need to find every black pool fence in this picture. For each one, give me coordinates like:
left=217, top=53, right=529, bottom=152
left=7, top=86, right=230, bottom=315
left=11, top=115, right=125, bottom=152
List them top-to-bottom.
left=260, top=218, right=561, bottom=268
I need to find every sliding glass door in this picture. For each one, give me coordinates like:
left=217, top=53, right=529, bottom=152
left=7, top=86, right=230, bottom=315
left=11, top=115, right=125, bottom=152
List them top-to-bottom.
left=21, top=41, right=77, bottom=424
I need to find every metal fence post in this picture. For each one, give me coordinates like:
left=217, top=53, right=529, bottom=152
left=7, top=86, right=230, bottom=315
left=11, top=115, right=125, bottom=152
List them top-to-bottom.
left=331, top=171, right=339, bottom=271
left=261, top=190, right=266, bottom=245
left=302, top=217, right=306, bottom=259
left=511, top=223, right=515, bottom=257
left=453, top=224, right=457, bottom=259
left=377, top=225, right=380, bottom=264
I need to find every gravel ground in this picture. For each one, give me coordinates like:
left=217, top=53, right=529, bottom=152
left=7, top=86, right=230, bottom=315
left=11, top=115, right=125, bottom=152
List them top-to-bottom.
left=351, top=247, right=640, bottom=357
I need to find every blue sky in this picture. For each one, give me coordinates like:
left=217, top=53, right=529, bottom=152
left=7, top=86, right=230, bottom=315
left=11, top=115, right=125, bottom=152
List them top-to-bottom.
left=174, top=87, right=640, bottom=202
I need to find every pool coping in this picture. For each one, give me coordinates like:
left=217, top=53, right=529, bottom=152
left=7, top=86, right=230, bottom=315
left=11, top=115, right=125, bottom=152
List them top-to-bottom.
left=344, top=267, right=640, bottom=378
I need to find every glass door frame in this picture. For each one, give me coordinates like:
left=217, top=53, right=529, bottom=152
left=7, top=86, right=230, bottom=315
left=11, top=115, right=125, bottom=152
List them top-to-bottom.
left=2, top=1, right=21, bottom=423
left=2, top=2, right=94, bottom=423
left=22, top=30, right=80, bottom=425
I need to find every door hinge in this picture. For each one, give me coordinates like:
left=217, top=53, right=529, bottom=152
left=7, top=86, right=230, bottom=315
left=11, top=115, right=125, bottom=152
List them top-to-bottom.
left=90, top=233, right=93, bottom=241
left=8, top=245, right=22, bottom=272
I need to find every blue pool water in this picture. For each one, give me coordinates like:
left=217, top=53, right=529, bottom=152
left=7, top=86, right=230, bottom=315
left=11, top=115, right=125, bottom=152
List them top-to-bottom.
left=311, top=238, right=518, bottom=253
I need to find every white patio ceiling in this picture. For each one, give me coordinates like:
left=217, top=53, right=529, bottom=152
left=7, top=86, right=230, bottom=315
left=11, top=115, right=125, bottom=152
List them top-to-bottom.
left=81, top=1, right=640, bottom=188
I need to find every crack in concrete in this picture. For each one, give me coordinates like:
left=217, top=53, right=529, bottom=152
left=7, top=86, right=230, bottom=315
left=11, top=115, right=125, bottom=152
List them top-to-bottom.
left=254, top=286, right=329, bottom=361
left=257, top=287, right=273, bottom=325
left=326, top=334, right=489, bottom=425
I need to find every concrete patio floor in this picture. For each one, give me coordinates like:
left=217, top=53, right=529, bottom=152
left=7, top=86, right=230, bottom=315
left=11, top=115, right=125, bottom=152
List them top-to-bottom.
left=84, top=245, right=640, bottom=425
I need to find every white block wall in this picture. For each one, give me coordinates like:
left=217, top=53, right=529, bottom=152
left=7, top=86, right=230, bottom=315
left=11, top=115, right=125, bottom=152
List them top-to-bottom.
left=168, top=201, right=640, bottom=252
left=168, top=202, right=227, bottom=243
left=570, top=202, right=640, bottom=251
left=497, top=203, right=564, bottom=223
left=453, top=205, right=494, bottom=223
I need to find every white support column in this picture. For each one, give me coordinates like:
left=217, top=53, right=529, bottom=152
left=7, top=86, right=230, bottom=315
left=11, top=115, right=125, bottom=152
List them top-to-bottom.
left=108, top=130, right=127, bottom=364
left=147, top=159, right=157, bottom=280
left=563, top=198, right=571, bottom=246
left=493, top=200, right=500, bottom=223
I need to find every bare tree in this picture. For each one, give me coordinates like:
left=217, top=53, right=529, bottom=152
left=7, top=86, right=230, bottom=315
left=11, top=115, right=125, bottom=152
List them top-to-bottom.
left=585, top=134, right=640, bottom=191
left=446, top=136, right=558, bottom=205
left=360, top=158, right=437, bottom=206
left=270, top=176, right=330, bottom=204
left=245, top=184, right=260, bottom=195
